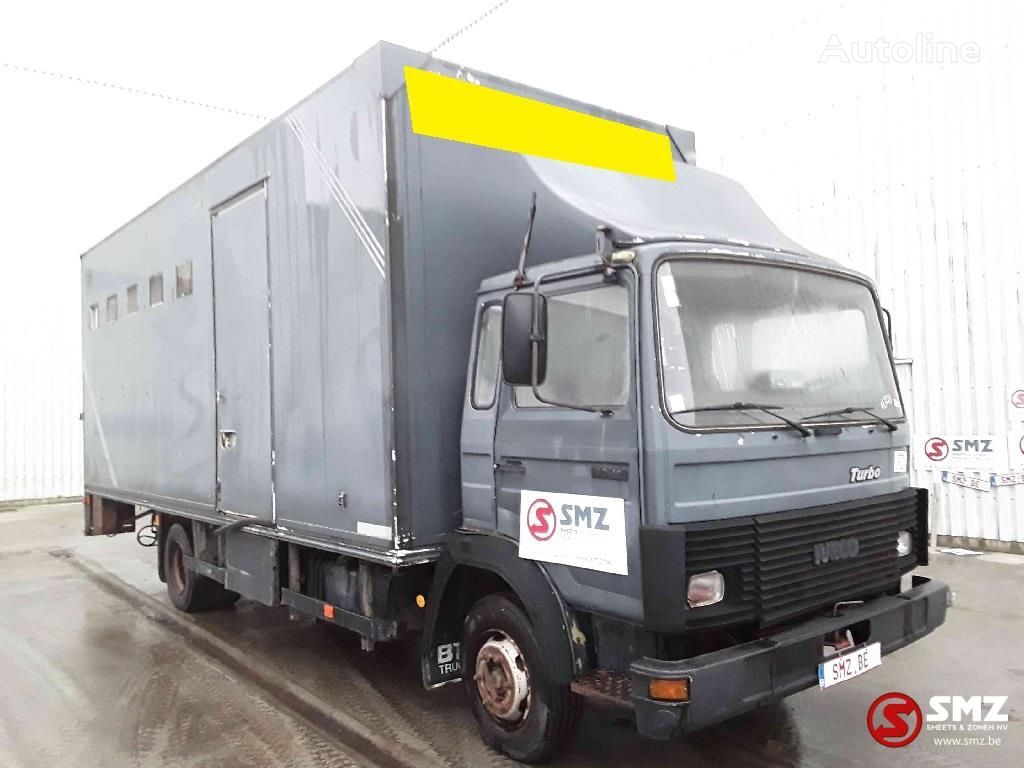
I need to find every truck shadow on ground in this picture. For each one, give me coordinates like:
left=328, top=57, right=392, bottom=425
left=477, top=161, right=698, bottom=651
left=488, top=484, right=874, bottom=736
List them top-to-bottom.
left=191, top=600, right=805, bottom=767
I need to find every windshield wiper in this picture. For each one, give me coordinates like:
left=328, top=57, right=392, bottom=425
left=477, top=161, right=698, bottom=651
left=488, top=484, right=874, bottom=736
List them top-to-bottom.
left=670, top=401, right=812, bottom=437
left=803, top=406, right=898, bottom=432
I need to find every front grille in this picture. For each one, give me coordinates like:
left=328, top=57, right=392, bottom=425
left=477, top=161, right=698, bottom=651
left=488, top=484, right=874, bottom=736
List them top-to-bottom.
left=684, top=489, right=922, bottom=628
left=683, top=517, right=756, bottom=628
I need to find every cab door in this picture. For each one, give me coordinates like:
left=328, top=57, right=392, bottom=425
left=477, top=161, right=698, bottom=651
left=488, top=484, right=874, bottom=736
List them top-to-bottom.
left=492, top=272, right=642, bottom=615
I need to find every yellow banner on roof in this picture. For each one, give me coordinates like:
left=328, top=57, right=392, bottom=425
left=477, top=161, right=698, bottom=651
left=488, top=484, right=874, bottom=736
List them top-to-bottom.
left=404, top=67, right=676, bottom=182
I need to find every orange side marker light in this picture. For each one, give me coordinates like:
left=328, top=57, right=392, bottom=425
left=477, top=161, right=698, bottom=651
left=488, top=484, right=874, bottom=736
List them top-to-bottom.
left=649, top=678, right=690, bottom=702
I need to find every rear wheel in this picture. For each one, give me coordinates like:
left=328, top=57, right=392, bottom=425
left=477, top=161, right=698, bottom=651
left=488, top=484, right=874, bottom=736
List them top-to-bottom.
left=163, top=522, right=239, bottom=612
left=462, top=593, right=582, bottom=763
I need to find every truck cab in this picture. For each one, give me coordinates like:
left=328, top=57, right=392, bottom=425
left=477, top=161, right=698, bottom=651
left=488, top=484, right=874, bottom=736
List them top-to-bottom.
left=427, top=231, right=948, bottom=760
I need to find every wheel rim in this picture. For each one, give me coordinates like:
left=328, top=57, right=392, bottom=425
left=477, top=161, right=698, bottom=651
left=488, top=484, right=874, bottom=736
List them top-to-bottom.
left=168, top=539, right=186, bottom=595
left=474, top=630, right=531, bottom=726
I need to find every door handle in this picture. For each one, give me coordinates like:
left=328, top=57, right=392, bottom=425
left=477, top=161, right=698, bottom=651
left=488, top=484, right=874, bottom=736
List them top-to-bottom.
left=219, top=430, right=237, bottom=449
left=494, top=460, right=526, bottom=475
left=591, top=464, right=628, bottom=481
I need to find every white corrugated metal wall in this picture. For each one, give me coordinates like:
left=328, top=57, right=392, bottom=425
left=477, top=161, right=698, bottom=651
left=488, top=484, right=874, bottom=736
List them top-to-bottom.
left=446, top=0, right=1024, bottom=544
left=4, top=1, right=1022, bottom=546
left=0, top=2, right=494, bottom=504
left=687, top=2, right=1024, bottom=545
left=0, top=280, right=82, bottom=502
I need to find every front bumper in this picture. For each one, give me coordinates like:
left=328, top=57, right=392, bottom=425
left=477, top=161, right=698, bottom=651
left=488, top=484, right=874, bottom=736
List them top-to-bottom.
left=630, top=575, right=950, bottom=739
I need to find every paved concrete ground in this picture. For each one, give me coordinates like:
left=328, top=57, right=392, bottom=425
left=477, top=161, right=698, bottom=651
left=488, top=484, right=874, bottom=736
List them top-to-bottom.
left=1, top=502, right=1021, bottom=767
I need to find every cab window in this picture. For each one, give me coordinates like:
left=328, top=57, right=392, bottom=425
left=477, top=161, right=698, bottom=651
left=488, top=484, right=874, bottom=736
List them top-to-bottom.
left=515, top=283, right=630, bottom=408
left=471, top=305, right=502, bottom=409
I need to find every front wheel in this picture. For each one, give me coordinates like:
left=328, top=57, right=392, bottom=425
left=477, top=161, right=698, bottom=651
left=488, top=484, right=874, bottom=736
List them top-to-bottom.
left=462, top=593, right=582, bottom=763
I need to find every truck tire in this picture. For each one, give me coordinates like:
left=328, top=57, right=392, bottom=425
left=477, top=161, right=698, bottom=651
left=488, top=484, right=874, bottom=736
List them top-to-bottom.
left=163, top=523, right=239, bottom=612
left=463, top=593, right=583, bottom=763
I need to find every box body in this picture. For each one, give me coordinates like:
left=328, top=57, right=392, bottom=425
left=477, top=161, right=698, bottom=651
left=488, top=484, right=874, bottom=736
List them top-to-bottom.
left=82, top=43, right=693, bottom=551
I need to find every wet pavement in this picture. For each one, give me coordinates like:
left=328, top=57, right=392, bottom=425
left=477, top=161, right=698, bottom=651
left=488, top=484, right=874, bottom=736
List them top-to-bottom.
left=1, top=502, right=1021, bottom=767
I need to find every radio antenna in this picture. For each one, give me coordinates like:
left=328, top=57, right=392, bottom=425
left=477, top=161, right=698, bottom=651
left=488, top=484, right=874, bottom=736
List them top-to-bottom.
left=513, top=192, right=538, bottom=289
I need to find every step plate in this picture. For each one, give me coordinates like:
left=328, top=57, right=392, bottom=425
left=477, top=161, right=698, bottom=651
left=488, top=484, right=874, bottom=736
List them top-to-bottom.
left=570, top=669, right=633, bottom=707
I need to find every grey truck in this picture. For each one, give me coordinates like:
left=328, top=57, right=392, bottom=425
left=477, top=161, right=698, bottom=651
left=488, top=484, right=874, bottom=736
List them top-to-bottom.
left=81, top=41, right=949, bottom=762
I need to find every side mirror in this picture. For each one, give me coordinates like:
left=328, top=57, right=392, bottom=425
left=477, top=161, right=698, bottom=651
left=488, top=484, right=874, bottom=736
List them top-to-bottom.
left=502, top=292, right=547, bottom=386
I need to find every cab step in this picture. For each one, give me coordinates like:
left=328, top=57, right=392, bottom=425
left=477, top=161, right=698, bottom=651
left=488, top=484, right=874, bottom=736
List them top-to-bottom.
left=570, top=669, right=633, bottom=707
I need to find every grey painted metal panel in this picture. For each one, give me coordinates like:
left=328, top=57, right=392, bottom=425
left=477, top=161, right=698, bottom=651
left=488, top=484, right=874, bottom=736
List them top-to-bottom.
left=85, top=41, right=855, bottom=557
left=83, top=44, right=396, bottom=547
left=268, top=48, right=394, bottom=544
left=81, top=172, right=218, bottom=513
left=212, top=183, right=273, bottom=520
left=633, top=243, right=911, bottom=531
left=224, top=530, right=279, bottom=605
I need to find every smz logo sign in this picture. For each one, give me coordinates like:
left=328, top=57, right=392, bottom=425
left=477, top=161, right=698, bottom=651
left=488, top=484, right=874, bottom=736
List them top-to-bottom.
left=922, top=434, right=1004, bottom=471
left=929, top=436, right=991, bottom=460
left=925, top=437, right=949, bottom=461
left=951, top=438, right=994, bottom=453
left=849, top=465, right=881, bottom=483
left=518, top=490, right=628, bottom=575
left=526, top=498, right=556, bottom=541
left=526, top=498, right=610, bottom=542
left=558, top=503, right=610, bottom=530
left=813, top=537, right=860, bottom=565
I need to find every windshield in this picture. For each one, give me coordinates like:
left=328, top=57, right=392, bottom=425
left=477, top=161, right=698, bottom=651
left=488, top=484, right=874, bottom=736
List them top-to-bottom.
left=655, top=258, right=903, bottom=429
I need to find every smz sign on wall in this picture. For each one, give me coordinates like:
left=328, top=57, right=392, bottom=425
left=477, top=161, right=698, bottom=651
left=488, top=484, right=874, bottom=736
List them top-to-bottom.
left=1008, top=387, right=1024, bottom=410
left=1008, top=430, right=1024, bottom=471
left=919, top=434, right=1006, bottom=472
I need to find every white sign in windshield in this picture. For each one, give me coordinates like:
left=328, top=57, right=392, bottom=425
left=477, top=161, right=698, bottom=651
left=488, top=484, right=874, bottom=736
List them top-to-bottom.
left=748, top=309, right=869, bottom=390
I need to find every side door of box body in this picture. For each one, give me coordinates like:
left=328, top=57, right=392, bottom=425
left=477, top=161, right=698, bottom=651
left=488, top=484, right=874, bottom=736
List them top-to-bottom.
left=211, top=182, right=274, bottom=520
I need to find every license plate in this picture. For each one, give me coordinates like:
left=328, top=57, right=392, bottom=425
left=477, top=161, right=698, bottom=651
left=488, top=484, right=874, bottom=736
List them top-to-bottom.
left=818, top=642, right=881, bottom=689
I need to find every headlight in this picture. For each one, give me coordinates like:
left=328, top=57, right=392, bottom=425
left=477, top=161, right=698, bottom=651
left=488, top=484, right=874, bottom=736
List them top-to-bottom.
left=897, top=530, right=913, bottom=557
left=687, top=570, right=725, bottom=608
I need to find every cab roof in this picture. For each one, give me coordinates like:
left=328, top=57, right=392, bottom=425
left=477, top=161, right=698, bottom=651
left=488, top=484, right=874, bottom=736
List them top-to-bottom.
left=479, top=158, right=857, bottom=294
